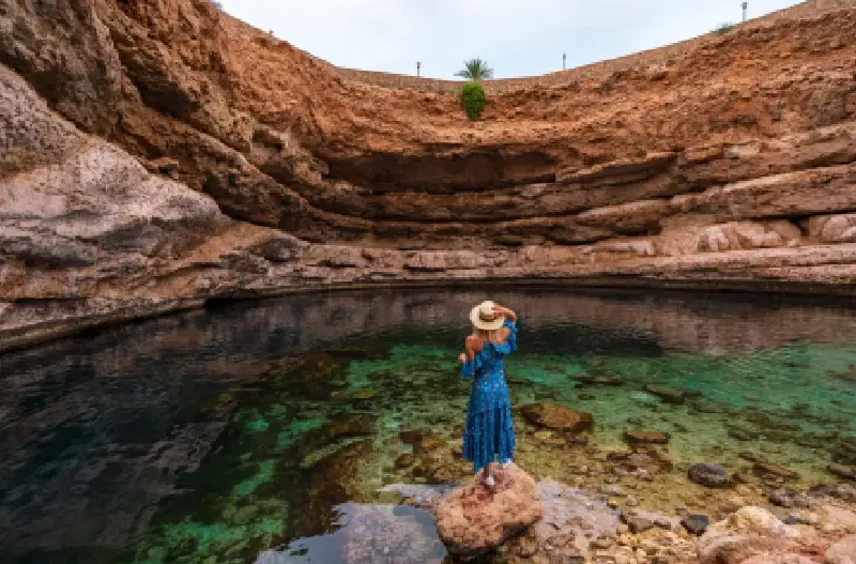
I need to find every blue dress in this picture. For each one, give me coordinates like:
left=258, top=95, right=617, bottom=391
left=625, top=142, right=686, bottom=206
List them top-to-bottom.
left=460, top=319, right=517, bottom=474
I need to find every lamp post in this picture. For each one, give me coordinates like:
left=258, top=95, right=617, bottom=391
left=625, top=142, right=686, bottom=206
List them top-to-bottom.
left=742, top=2, right=748, bottom=22
left=562, top=53, right=566, bottom=71
left=417, top=61, right=421, bottom=77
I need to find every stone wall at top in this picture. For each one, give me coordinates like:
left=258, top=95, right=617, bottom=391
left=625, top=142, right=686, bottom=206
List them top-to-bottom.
left=309, top=0, right=856, bottom=93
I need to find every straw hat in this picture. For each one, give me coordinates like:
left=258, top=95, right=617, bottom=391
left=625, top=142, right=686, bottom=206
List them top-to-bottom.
left=470, top=300, right=505, bottom=331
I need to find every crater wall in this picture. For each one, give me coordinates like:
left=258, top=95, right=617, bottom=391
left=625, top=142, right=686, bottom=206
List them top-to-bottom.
left=2, top=0, right=856, bottom=350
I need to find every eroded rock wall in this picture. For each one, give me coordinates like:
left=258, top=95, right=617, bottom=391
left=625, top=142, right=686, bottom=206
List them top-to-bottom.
left=2, top=0, right=856, bottom=349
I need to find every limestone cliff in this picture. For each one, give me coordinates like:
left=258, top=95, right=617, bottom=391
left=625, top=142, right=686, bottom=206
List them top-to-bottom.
left=2, top=0, right=856, bottom=350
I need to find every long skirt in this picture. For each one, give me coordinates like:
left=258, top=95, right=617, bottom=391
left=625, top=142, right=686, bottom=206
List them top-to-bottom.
left=462, top=405, right=516, bottom=474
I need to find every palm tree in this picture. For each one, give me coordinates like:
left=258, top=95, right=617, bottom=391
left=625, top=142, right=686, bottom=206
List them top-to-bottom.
left=455, top=58, right=494, bottom=81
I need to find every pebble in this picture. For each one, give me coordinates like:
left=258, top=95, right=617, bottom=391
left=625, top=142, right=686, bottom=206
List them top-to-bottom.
left=688, top=462, right=730, bottom=488
left=600, top=484, right=627, bottom=497
left=681, top=514, right=710, bottom=535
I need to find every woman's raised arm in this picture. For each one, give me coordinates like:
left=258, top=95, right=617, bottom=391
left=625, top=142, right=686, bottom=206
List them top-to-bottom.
left=493, top=304, right=517, bottom=324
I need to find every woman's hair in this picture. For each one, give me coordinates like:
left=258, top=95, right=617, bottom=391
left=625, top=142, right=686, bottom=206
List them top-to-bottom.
left=473, top=327, right=504, bottom=344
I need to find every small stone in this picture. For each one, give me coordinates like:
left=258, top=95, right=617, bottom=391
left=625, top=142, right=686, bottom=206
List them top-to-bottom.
left=645, top=385, right=685, bottom=404
left=352, top=390, right=373, bottom=400
left=728, top=427, right=759, bottom=441
left=624, top=430, right=670, bottom=444
left=739, top=451, right=766, bottom=463
left=395, top=454, right=414, bottom=468
left=753, top=461, right=799, bottom=480
left=688, top=463, right=730, bottom=488
left=828, top=463, right=856, bottom=481
left=427, top=465, right=458, bottom=485
left=733, top=471, right=761, bottom=485
left=600, top=484, right=627, bottom=497
left=735, top=485, right=754, bottom=497
left=769, top=488, right=798, bottom=508
left=607, top=497, right=621, bottom=508
left=622, top=510, right=654, bottom=533
left=681, top=514, right=710, bottom=535
left=783, top=516, right=808, bottom=525
left=516, top=538, right=538, bottom=558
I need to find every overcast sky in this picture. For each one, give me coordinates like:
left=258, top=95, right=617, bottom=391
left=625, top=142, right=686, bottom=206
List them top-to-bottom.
left=218, top=0, right=803, bottom=79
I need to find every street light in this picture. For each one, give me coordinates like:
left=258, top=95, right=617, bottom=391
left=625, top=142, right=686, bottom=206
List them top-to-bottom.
left=562, top=53, right=566, bottom=71
left=417, top=62, right=421, bottom=77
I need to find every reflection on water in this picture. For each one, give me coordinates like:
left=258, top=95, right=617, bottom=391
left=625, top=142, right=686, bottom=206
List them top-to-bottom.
left=0, top=289, right=855, bottom=563
left=256, top=503, right=446, bottom=564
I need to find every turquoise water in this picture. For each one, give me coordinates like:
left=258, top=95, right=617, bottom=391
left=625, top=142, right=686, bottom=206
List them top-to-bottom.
left=0, top=289, right=855, bottom=563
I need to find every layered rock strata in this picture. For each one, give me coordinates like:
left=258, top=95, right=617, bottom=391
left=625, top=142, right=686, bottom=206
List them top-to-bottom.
left=2, top=0, right=856, bottom=349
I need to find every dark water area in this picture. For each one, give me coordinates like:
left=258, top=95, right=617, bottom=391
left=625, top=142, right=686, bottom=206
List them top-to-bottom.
left=1, top=289, right=856, bottom=563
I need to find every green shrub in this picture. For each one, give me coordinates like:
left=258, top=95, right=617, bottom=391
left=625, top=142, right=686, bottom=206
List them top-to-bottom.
left=713, top=22, right=736, bottom=34
left=461, top=82, right=486, bottom=120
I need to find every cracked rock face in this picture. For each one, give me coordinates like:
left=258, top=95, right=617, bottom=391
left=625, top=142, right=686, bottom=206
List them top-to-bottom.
left=3, top=0, right=856, bottom=349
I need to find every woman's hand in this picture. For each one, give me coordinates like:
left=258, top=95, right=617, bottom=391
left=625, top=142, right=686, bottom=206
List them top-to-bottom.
left=492, top=303, right=517, bottom=322
left=458, top=353, right=467, bottom=363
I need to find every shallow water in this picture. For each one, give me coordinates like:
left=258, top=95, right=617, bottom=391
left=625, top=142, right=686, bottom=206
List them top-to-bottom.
left=1, top=289, right=855, bottom=563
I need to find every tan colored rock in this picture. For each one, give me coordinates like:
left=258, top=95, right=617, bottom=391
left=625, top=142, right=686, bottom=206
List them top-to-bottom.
left=808, top=214, right=856, bottom=243
left=697, top=221, right=801, bottom=253
left=521, top=404, right=594, bottom=432
left=624, top=431, right=670, bottom=444
left=434, top=462, right=543, bottom=556
left=699, top=506, right=800, bottom=564
left=825, top=534, right=856, bottom=564
left=742, top=555, right=816, bottom=564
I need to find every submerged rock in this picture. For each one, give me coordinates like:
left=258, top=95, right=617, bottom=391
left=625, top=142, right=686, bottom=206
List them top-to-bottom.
left=644, top=385, right=685, bottom=404
left=521, top=403, right=593, bottom=432
left=296, top=413, right=377, bottom=459
left=729, top=426, right=761, bottom=441
left=624, top=430, right=670, bottom=445
left=833, top=437, right=856, bottom=465
left=395, top=454, right=414, bottom=469
left=753, top=461, right=799, bottom=480
left=434, top=463, right=543, bottom=556
left=689, top=463, right=730, bottom=488
left=827, top=463, right=856, bottom=481
left=768, top=488, right=815, bottom=509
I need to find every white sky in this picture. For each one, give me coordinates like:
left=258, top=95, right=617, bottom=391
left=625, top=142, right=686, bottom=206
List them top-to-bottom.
left=218, top=0, right=804, bottom=79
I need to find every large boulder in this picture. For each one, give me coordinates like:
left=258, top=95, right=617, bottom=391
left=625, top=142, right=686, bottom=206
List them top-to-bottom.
left=521, top=403, right=593, bottom=432
left=434, top=463, right=543, bottom=556
left=699, top=506, right=801, bottom=564
left=824, top=534, right=856, bottom=564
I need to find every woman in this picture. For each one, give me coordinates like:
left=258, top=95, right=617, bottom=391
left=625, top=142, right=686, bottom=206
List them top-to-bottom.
left=458, top=300, right=518, bottom=487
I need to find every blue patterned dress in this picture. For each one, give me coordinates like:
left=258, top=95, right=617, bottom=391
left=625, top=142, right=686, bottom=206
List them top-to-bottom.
left=460, top=319, right=517, bottom=473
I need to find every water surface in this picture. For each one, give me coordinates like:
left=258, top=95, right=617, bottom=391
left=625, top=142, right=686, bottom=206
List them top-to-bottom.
left=1, top=289, right=855, bottom=563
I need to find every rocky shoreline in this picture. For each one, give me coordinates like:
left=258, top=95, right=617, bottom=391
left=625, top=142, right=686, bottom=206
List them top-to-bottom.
left=299, top=398, right=856, bottom=563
